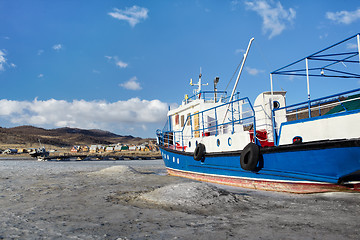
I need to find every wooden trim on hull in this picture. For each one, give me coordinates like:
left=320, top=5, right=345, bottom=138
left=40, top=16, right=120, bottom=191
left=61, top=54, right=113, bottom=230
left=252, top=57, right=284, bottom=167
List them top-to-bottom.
left=167, top=168, right=360, bottom=194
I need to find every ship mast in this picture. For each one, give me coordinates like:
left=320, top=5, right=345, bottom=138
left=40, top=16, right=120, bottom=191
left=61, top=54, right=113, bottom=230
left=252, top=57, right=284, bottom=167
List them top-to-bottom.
left=222, top=37, right=254, bottom=125
left=229, top=37, right=254, bottom=102
left=190, top=67, right=208, bottom=98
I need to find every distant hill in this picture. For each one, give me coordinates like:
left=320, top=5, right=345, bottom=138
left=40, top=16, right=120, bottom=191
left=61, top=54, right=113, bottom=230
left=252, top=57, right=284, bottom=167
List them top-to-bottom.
left=0, top=125, right=149, bottom=147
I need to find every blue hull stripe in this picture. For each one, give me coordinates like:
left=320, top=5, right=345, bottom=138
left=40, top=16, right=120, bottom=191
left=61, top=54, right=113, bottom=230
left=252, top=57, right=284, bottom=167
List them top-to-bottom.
left=160, top=140, right=360, bottom=184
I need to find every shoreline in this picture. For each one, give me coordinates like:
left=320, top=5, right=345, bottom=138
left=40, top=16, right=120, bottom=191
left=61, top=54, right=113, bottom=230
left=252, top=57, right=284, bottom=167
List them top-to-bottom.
left=0, top=150, right=161, bottom=161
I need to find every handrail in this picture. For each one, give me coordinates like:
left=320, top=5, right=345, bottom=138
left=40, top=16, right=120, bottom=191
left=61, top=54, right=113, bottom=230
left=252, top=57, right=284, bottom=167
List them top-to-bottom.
left=272, top=88, right=360, bottom=146
left=274, top=88, right=360, bottom=112
left=185, top=90, right=228, bottom=102
left=183, top=91, right=241, bottom=104
left=158, top=96, right=256, bottom=150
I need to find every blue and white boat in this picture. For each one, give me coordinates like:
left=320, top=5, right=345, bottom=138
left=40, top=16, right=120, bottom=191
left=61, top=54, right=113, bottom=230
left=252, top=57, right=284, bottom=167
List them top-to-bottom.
left=156, top=34, right=360, bottom=193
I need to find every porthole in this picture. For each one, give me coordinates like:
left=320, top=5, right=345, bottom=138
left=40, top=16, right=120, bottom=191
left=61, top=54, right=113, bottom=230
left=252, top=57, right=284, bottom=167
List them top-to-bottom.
left=273, top=101, right=280, bottom=109
left=293, top=136, right=303, bottom=144
left=228, top=137, right=232, bottom=146
left=217, top=139, right=220, bottom=147
left=189, top=141, right=191, bottom=148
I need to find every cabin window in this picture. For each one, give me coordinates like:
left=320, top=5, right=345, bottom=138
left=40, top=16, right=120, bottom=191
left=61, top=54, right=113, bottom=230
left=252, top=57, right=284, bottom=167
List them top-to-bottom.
left=194, top=111, right=200, bottom=138
left=187, top=113, right=191, bottom=126
left=175, top=114, right=179, bottom=125
left=181, top=115, right=185, bottom=127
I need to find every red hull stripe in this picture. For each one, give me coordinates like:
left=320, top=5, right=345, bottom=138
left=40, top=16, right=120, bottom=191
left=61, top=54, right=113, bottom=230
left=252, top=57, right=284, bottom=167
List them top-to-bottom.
left=167, top=168, right=360, bottom=194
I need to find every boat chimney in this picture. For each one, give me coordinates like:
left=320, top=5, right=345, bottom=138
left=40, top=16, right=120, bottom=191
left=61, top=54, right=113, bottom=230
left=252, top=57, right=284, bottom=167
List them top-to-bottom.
left=198, top=69, right=202, bottom=95
left=214, top=77, right=219, bottom=102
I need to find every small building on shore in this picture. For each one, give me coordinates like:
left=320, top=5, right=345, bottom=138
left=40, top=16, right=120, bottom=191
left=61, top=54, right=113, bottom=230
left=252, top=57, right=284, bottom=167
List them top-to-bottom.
left=82, top=145, right=90, bottom=152
left=90, top=145, right=104, bottom=153
left=105, top=145, right=115, bottom=152
left=114, top=145, right=122, bottom=151
left=121, top=145, right=129, bottom=151
left=128, top=145, right=137, bottom=151
left=71, top=146, right=81, bottom=153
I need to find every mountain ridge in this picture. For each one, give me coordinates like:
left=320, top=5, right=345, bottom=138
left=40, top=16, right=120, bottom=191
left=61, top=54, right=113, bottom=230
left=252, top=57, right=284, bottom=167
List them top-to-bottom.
left=0, top=125, right=148, bottom=147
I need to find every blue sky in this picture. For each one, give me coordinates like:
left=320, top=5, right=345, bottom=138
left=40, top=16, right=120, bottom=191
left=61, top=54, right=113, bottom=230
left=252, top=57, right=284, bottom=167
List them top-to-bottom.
left=0, top=0, right=359, bottom=138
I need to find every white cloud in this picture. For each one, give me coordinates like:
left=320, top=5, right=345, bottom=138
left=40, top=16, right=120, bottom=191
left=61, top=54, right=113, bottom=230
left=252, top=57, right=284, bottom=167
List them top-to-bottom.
left=231, top=0, right=241, bottom=11
left=245, top=0, right=296, bottom=39
left=108, top=5, right=149, bottom=27
left=326, top=8, right=360, bottom=24
left=319, top=33, right=328, bottom=40
left=52, top=44, right=63, bottom=51
left=235, top=48, right=245, bottom=54
left=0, top=49, right=15, bottom=71
left=38, top=49, right=44, bottom=55
left=0, top=50, right=7, bottom=71
left=105, top=56, right=128, bottom=69
left=116, top=60, right=128, bottom=68
left=246, top=66, right=264, bottom=75
left=38, top=74, right=44, bottom=78
left=120, top=76, right=142, bottom=90
left=0, top=98, right=168, bottom=136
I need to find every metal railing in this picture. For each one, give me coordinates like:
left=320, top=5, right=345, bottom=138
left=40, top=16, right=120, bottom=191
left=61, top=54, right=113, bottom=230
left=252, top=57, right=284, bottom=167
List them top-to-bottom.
left=272, top=88, right=360, bottom=145
left=182, top=91, right=241, bottom=104
left=157, top=96, right=256, bottom=151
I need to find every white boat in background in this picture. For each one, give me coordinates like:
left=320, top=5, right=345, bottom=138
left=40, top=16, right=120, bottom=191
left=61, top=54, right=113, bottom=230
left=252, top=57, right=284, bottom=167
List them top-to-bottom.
left=29, top=140, right=50, bottom=160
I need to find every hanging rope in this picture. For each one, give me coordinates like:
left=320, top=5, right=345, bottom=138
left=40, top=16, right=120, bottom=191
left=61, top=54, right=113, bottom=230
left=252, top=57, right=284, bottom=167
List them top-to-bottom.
left=221, top=55, right=244, bottom=100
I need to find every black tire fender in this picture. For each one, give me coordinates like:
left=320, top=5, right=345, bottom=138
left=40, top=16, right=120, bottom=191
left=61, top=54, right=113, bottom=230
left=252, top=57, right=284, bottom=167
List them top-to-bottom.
left=194, top=143, right=205, bottom=161
left=240, top=143, right=260, bottom=171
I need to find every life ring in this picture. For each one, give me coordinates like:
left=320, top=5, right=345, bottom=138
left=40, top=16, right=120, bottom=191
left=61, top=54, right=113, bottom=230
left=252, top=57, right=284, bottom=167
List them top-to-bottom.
left=194, top=143, right=205, bottom=161
left=240, top=143, right=260, bottom=171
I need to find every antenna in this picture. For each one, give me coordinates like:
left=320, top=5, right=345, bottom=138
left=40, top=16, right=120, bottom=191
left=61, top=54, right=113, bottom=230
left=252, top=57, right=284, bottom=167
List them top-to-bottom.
left=189, top=67, right=208, bottom=98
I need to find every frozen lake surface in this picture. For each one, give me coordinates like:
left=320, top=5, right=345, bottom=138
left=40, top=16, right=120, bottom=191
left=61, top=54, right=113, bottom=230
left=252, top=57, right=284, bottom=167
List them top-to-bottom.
left=1, top=159, right=360, bottom=239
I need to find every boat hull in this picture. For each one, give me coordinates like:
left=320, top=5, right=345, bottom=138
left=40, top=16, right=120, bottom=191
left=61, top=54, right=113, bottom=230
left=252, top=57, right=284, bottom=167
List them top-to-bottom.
left=159, top=139, right=360, bottom=193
